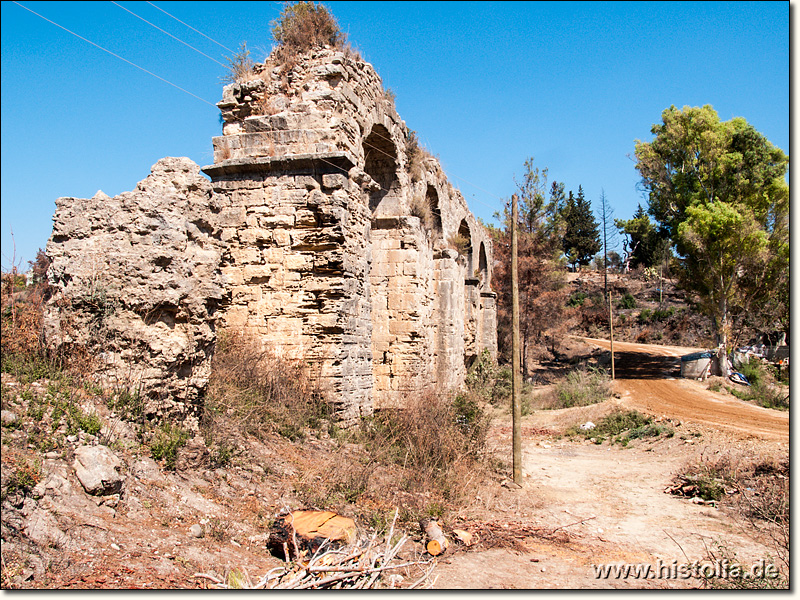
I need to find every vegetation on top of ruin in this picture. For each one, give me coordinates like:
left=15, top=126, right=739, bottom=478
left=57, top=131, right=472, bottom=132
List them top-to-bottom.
left=271, top=1, right=346, bottom=56
left=220, top=42, right=255, bottom=85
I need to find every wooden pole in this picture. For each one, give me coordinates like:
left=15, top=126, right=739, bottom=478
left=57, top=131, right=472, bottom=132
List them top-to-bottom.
left=511, top=193, right=522, bottom=485
left=608, top=290, right=615, bottom=381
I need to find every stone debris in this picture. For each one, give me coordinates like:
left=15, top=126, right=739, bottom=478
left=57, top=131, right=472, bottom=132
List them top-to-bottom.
left=1, top=409, right=19, bottom=427
left=72, top=445, right=126, bottom=496
left=190, top=524, right=204, bottom=538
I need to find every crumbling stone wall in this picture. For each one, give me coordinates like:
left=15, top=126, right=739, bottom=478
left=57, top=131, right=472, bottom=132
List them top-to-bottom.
left=44, top=47, right=497, bottom=426
left=206, top=47, right=497, bottom=419
left=44, top=158, right=226, bottom=425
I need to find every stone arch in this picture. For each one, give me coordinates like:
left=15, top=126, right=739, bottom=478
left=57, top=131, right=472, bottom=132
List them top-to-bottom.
left=363, top=124, right=400, bottom=214
left=426, top=184, right=443, bottom=234
left=458, top=219, right=473, bottom=273
left=478, top=241, right=489, bottom=287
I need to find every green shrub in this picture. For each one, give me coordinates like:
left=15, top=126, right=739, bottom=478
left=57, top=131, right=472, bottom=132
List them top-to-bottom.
left=567, top=292, right=587, bottom=307
left=617, top=293, right=636, bottom=309
left=651, top=307, right=675, bottom=321
left=637, top=309, right=652, bottom=323
left=465, top=349, right=511, bottom=405
left=729, top=359, right=788, bottom=410
left=549, top=367, right=611, bottom=409
left=149, top=422, right=189, bottom=470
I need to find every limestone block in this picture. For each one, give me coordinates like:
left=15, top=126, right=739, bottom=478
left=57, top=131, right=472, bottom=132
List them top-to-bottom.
left=322, top=174, right=347, bottom=190
left=295, top=209, right=317, bottom=227
left=264, top=214, right=295, bottom=228
left=238, top=227, right=272, bottom=245
left=273, top=229, right=292, bottom=247
left=231, top=247, right=262, bottom=264
left=285, top=253, right=312, bottom=271
left=242, top=265, right=272, bottom=283
left=73, top=445, right=125, bottom=496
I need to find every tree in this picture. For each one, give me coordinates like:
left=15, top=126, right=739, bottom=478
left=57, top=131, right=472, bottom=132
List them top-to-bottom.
left=635, top=105, right=789, bottom=353
left=492, top=158, right=570, bottom=375
left=562, top=185, right=601, bottom=271
left=596, top=189, right=617, bottom=296
left=615, top=204, right=668, bottom=271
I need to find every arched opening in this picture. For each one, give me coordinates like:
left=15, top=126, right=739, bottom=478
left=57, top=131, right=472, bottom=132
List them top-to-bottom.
left=363, top=124, right=399, bottom=214
left=426, top=185, right=443, bottom=234
left=457, top=219, right=473, bottom=273
left=478, top=242, right=488, bottom=287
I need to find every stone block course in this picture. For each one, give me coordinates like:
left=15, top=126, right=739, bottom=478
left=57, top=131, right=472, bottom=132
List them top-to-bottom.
left=44, top=46, right=496, bottom=428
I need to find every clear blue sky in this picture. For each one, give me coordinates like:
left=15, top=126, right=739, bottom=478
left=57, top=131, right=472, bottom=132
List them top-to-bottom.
left=1, top=1, right=790, bottom=269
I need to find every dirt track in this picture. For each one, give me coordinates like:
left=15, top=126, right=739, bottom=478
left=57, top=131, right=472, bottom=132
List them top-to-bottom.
left=581, top=338, right=789, bottom=441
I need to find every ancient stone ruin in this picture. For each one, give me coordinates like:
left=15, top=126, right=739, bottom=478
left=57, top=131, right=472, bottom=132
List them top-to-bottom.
left=44, top=47, right=497, bottom=426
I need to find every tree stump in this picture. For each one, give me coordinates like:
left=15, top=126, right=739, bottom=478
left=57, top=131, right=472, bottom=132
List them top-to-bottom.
left=267, top=510, right=357, bottom=559
left=420, top=518, right=449, bottom=556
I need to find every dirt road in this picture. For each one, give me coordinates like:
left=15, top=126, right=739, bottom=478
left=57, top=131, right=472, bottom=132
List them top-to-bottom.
left=581, top=338, right=789, bottom=441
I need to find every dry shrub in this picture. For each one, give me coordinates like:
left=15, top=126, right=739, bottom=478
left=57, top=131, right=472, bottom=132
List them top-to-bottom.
left=270, top=1, right=347, bottom=90
left=271, top=1, right=345, bottom=54
left=221, top=42, right=255, bottom=85
left=409, top=194, right=433, bottom=230
left=0, top=263, right=69, bottom=383
left=203, top=330, right=332, bottom=443
left=358, top=389, right=489, bottom=505
left=675, top=452, right=789, bottom=580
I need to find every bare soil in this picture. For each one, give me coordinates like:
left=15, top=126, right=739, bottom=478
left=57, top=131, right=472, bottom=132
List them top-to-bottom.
left=432, top=338, right=788, bottom=588
left=1, top=340, right=789, bottom=589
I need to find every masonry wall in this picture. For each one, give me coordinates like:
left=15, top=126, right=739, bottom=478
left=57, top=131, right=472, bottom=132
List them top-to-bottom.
left=44, top=46, right=497, bottom=426
left=207, top=47, right=497, bottom=420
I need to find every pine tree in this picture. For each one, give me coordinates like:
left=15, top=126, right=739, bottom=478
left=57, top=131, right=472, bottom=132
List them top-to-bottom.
left=492, top=158, right=571, bottom=376
left=562, top=185, right=601, bottom=271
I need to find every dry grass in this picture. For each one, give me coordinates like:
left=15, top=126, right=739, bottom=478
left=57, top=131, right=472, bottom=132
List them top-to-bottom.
left=220, top=42, right=255, bottom=85
left=409, top=194, right=433, bottom=230
left=447, top=234, right=470, bottom=257
left=203, top=330, right=333, bottom=445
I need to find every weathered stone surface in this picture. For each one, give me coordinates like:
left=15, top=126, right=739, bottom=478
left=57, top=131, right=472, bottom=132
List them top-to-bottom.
left=44, top=46, right=497, bottom=426
left=45, top=157, right=227, bottom=424
left=1, top=410, right=19, bottom=427
left=73, top=445, right=125, bottom=496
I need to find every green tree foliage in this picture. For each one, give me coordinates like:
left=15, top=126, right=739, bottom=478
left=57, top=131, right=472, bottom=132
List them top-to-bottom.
left=635, top=105, right=789, bottom=348
left=491, top=158, right=571, bottom=373
left=562, top=186, right=601, bottom=271
left=615, top=204, right=669, bottom=270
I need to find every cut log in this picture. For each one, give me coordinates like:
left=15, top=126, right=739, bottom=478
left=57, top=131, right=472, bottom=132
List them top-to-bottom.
left=268, top=510, right=357, bottom=559
left=420, top=518, right=449, bottom=556
left=452, top=529, right=473, bottom=547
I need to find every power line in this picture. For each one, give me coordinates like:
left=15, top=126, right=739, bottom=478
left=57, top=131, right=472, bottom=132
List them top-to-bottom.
left=13, top=1, right=216, bottom=107
left=111, top=1, right=227, bottom=68
left=146, top=1, right=236, bottom=55
left=363, top=127, right=503, bottom=212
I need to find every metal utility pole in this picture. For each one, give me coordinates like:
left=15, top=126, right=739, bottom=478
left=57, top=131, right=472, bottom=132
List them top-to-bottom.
left=511, top=194, right=522, bottom=485
left=608, top=290, right=615, bottom=380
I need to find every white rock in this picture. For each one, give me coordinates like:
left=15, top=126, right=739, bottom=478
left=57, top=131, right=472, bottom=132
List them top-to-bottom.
left=73, top=445, right=125, bottom=495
